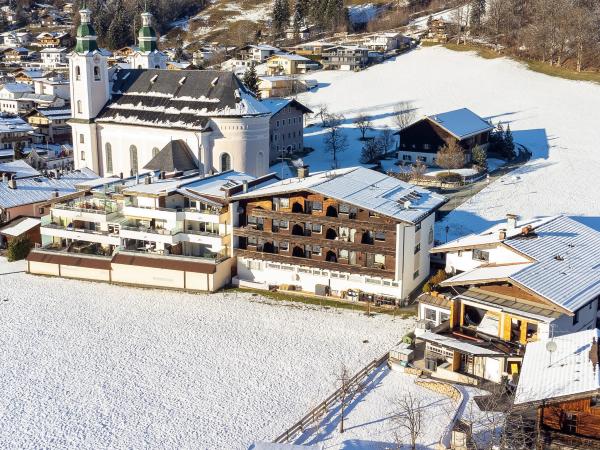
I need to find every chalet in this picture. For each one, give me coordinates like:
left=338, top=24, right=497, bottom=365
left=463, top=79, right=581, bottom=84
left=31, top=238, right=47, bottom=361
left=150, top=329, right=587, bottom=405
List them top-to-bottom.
left=423, top=18, right=449, bottom=43
left=0, top=31, right=32, bottom=48
left=35, top=32, right=72, bottom=49
left=288, top=41, right=335, bottom=57
left=237, top=44, right=281, bottom=63
left=321, top=45, right=369, bottom=71
left=3, top=47, right=29, bottom=63
left=40, top=48, right=68, bottom=68
left=266, top=53, right=317, bottom=76
left=14, top=69, right=46, bottom=84
left=257, top=76, right=313, bottom=99
left=262, top=98, right=312, bottom=164
left=25, top=107, right=71, bottom=144
left=397, top=108, right=493, bottom=166
left=0, top=116, right=35, bottom=151
left=25, top=144, right=74, bottom=170
left=28, top=163, right=277, bottom=292
left=233, top=166, right=446, bottom=303
left=416, top=215, right=600, bottom=385
left=0, top=216, right=41, bottom=250
left=515, top=329, right=600, bottom=449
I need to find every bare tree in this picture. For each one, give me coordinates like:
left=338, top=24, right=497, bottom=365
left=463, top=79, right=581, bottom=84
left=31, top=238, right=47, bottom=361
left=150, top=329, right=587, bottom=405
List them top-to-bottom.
left=392, top=101, right=417, bottom=131
left=316, top=104, right=329, bottom=127
left=323, top=113, right=348, bottom=169
left=354, top=114, right=372, bottom=140
left=379, top=125, right=395, bottom=155
left=360, top=138, right=384, bottom=164
left=436, top=139, right=466, bottom=172
left=411, top=160, right=427, bottom=182
left=337, top=363, right=362, bottom=433
left=394, top=392, right=424, bottom=450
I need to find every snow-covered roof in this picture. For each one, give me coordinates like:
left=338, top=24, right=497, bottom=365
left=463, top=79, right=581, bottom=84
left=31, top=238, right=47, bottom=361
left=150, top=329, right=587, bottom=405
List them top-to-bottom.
left=269, top=53, right=311, bottom=61
left=1, top=82, right=34, bottom=94
left=260, top=98, right=312, bottom=116
left=426, top=108, right=493, bottom=140
left=0, top=116, right=34, bottom=133
left=0, top=160, right=40, bottom=179
left=234, top=166, right=446, bottom=225
left=0, top=169, right=98, bottom=209
left=180, top=171, right=257, bottom=200
left=0, top=216, right=40, bottom=237
left=432, top=216, right=556, bottom=252
left=440, top=216, right=600, bottom=313
left=515, top=329, right=600, bottom=405
left=419, top=331, right=505, bottom=356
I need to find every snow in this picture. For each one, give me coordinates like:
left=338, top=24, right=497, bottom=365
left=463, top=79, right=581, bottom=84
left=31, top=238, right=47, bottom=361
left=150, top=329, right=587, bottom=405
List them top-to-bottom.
left=348, top=4, right=384, bottom=25
left=291, top=46, right=600, bottom=237
left=0, top=217, right=40, bottom=237
left=0, top=258, right=414, bottom=448
left=293, top=365, right=493, bottom=449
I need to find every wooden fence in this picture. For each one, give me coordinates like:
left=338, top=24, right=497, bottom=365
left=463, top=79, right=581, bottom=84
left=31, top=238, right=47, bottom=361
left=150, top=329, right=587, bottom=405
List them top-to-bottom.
left=273, top=352, right=390, bottom=444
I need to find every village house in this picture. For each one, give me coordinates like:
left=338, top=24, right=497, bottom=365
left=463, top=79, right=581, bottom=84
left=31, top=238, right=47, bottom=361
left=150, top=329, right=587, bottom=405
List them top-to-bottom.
left=69, top=7, right=270, bottom=179
left=423, top=18, right=450, bottom=43
left=285, top=24, right=313, bottom=41
left=0, top=31, right=32, bottom=48
left=34, top=31, right=72, bottom=49
left=362, top=32, right=408, bottom=52
left=287, top=41, right=335, bottom=57
left=237, top=44, right=282, bottom=64
left=321, top=45, right=369, bottom=71
left=3, top=47, right=29, bottom=64
left=40, top=48, right=68, bottom=69
left=265, top=53, right=317, bottom=76
left=14, top=69, right=46, bottom=84
left=32, top=74, right=70, bottom=100
left=257, top=75, right=315, bottom=99
left=262, top=98, right=311, bottom=164
left=25, top=107, right=71, bottom=144
left=397, top=108, right=493, bottom=166
left=0, top=115, right=35, bottom=152
left=25, top=143, right=74, bottom=170
left=28, top=157, right=278, bottom=292
left=233, top=166, right=446, bottom=303
left=415, top=215, right=600, bottom=385
left=515, top=328, right=600, bottom=449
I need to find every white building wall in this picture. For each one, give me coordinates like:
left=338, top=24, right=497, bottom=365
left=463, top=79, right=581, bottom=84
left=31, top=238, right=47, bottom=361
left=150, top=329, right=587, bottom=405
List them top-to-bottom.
left=71, top=122, right=100, bottom=173
left=445, top=244, right=529, bottom=274
left=542, top=298, right=599, bottom=339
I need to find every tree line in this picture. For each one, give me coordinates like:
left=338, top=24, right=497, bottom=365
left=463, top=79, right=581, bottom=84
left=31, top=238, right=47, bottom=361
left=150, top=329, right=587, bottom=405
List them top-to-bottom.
left=71, top=0, right=206, bottom=50
left=271, top=0, right=348, bottom=38
left=470, top=0, right=600, bottom=72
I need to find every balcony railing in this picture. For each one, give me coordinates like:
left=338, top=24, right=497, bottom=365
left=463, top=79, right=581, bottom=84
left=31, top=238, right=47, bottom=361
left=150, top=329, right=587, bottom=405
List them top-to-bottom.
left=53, top=204, right=118, bottom=215
left=43, top=223, right=117, bottom=237
left=120, top=225, right=182, bottom=236
left=184, top=228, right=222, bottom=237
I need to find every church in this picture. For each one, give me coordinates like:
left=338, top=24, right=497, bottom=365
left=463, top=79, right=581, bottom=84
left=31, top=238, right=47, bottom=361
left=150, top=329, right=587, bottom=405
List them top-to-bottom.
left=69, top=7, right=271, bottom=178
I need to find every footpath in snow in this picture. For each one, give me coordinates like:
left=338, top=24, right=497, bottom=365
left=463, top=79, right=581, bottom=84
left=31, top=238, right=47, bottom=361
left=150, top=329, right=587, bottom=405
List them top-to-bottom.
left=291, top=46, right=600, bottom=238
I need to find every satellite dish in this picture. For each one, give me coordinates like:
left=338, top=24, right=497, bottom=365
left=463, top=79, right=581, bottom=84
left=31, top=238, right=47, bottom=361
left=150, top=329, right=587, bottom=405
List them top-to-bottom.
left=404, top=200, right=412, bottom=210
left=546, top=341, right=557, bottom=353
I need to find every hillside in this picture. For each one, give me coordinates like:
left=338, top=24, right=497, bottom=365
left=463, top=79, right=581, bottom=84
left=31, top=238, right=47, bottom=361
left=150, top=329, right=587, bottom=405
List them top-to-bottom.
left=287, top=46, right=600, bottom=238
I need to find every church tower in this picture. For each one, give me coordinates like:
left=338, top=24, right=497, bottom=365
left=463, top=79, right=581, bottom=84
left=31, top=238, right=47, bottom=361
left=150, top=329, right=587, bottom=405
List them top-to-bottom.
left=69, top=7, right=109, bottom=173
left=130, top=10, right=167, bottom=69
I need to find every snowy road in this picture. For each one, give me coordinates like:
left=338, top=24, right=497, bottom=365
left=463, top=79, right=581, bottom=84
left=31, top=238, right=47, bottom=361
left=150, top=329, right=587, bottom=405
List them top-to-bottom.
left=294, top=46, right=600, bottom=238
left=0, top=259, right=412, bottom=449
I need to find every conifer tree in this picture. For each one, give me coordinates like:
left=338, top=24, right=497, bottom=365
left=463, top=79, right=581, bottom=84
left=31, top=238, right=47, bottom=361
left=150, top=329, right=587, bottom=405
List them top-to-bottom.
left=106, top=0, right=130, bottom=49
left=242, top=64, right=260, bottom=95
left=504, top=124, right=516, bottom=158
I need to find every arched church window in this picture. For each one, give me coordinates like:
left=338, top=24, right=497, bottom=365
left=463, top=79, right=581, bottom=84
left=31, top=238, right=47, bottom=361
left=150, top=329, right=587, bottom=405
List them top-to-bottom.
left=75, top=66, right=81, bottom=80
left=93, top=66, right=101, bottom=81
left=77, top=100, right=82, bottom=114
left=105, top=143, right=113, bottom=173
left=129, top=145, right=138, bottom=174
left=152, top=147, right=160, bottom=158
left=220, top=153, right=231, bottom=172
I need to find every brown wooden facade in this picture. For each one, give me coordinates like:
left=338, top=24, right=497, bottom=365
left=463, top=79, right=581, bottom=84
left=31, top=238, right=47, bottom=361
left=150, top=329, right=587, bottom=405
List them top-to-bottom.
left=235, top=191, right=404, bottom=279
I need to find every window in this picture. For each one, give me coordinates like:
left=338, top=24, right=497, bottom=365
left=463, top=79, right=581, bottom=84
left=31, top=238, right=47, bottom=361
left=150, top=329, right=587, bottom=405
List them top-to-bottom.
left=75, top=65, right=81, bottom=80
left=93, top=65, right=101, bottom=81
left=77, top=100, right=82, bottom=114
left=79, top=134, right=84, bottom=143
left=105, top=143, right=113, bottom=173
left=423, top=144, right=431, bottom=150
left=129, top=145, right=138, bottom=174
left=152, top=147, right=160, bottom=158
left=80, top=150, right=85, bottom=161
left=220, top=153, right=231, bottom=172
left=402, top=155, right=411, bottom=161
left=310, top=201, right=322, bottom=212
left=339, top=203, right=350, bottom=214
left=415, top=222, right=422, bottom=232
left=312, top=223, right=322, bottom=233
left=428, top=228, right=434, bottom=244
left=375, top=231, right=386, bottom=241
left=280, top=241, right=289, bottom=251
left=414, top=243, right=421, bottom=254
left=312, top=245, right=322, bottom=256
left=472, top=249, right=490, bottom=262
left=375, top=254, right=385, bottom=265
left=413, top=270, right=420, bottom=279
left=424, top=308, right=436, bottom=322
left=573, top=308, right=580, bottom=325
left=440, top=312, right=450, bottom=323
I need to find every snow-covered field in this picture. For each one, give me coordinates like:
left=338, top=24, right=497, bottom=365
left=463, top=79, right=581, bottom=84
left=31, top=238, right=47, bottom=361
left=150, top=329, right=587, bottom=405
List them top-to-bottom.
left=292, top=46, right=600, bottom=237
left=0, top=258, right=413, bottom=449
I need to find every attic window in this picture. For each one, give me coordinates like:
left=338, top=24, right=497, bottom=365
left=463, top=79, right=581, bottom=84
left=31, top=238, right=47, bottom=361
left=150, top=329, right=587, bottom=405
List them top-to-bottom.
left=150, top=74, right=159, bottom=84
left=179, top=76, right=187, bottom=85
left=211, top=77, right=219, bottom=86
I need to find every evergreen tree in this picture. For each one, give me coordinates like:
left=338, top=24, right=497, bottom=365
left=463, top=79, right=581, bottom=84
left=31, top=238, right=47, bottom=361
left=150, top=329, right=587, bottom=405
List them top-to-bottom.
left=106, top=0, right=131, bottom=49
left=271, top=0, right=290, bottom=35
left=292, top=0, right=304, bottom=38
left=470, top=0, right=486, bottom=29
left=242, top=64, right=259, bottom=95
left=504, top=124, right=516, bottom=158
left=13, top=141, right=25, bottom=160
left=472, top=144, right=488, bottom=169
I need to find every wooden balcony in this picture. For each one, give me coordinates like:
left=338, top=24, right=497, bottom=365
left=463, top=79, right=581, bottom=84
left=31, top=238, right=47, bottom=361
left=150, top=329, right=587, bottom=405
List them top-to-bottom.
left=247, top=209, right=398, bottom=231
left=234, top=226, right=396, bottom=255
left=235, top=248, right=396, bottom=278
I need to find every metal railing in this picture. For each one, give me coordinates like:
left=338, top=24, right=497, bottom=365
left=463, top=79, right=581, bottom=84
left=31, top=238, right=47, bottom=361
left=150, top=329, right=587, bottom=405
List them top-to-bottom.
left=53, top=204, right=118, bottom=215
left=42, top=223, right=116, bottom=237
left=120, top=225, right=182, bottom=236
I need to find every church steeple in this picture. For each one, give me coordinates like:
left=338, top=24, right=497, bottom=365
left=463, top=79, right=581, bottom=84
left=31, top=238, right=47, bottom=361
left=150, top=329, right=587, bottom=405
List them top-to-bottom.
left=75, top=6, right=98, bottom=53
left=138, top=10, right=158, bottom=53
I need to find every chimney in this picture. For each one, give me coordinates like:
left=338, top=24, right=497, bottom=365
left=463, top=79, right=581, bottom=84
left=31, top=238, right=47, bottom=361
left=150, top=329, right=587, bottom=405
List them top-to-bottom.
left=297, top=165, right=310, bottom=179
left=119, top=172, right=123, bottom=179
left=1, top=173, right=6, bottom=182
left=8, top=175, right=16, bottom=189
left=145, top=175, right=151, bottom=185
left=242, top=180, right=248, bottom=193
left=53, top=189, right=59, bottom=198
left=506, top=213, right=518, bottom=230
left=499, top=228, right=507, bottom=240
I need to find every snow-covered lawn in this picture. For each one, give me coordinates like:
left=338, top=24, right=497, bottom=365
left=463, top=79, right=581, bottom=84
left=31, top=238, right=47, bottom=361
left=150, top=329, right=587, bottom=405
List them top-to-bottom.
left=291, top=46, right=600, bottom=237
left=0, top=258, right=413, bottom=449
left=293, top=366, right=492, bottom=449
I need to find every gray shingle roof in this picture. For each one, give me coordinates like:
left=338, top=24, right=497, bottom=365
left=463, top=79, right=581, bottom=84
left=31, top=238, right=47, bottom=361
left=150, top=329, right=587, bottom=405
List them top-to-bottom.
left=143, top=140, right=197, bottom=172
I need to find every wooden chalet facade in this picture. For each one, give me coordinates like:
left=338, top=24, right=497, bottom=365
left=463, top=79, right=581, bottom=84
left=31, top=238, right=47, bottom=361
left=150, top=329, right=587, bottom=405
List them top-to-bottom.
left=397, top=108, right=493, bottom=166
left=233, top=166, right=446, bottom=302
